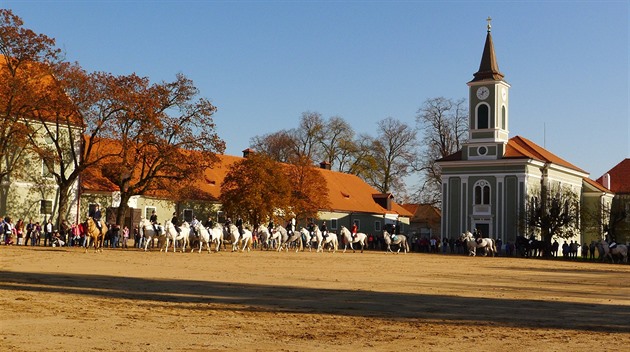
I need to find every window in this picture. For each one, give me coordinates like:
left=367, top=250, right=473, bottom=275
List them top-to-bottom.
left=477, top=104, right=489, bottom=129
left=501, top=106, right=506, bottom=129
left=478, top=146, right=487, bottom=156
left=42, top=160, right=53, bottom=178
left=474, top=180, right=491, bottom=205
left=40, top=200, right=53, bottom=215
left=145, top=207, right=156, bottom=219
left=183, top=209, right=193, bottom=223
left=217, top=211, right=225, bottom=223
left=330, top=219, right=338, bottom=230
left=374, top=221, right=381, bottom=232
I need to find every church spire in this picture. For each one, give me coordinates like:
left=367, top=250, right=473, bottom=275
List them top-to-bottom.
left=470, top=17, right=504, bottom=82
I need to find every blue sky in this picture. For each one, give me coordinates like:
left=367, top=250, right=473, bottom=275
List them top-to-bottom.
left=4, top=1, right=629, bottom=184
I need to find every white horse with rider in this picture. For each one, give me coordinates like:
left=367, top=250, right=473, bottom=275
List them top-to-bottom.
left=138, top=218, right=162, bottom=251
left=163, top=220, right=191, bottom=253
left=192, top=222, right=214, bottom=253
left=224, top=223, right=252, bottom=252
left=253, top=224, right=272, bottom=250
left=274, top=225, right=302, bottom=252
left=312, top=226, right=338, bottom=253
left=340, top=226, right=368, bottom=253
left=300, top=227, right=318, bottom=251
left=383, top=230, right=409, bottom=253
left=459, top=231, right=497, bottom=257
left=600, top=239, right=628, bottom=263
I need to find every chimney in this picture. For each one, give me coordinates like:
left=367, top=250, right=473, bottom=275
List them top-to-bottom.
left=242, top=148, right=255, bottom=158
left=319, top=161, right=331, bottom=170
left=602, top=173, right=611, bottom=190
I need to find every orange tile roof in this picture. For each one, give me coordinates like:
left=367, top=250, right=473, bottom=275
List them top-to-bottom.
left=438, top=135, right=587, bottom=174
left=81, top=141, right=412, bottom=217
left=596, top=158, right=630, bottom=194
left=583, top=177, right=611, bottom=193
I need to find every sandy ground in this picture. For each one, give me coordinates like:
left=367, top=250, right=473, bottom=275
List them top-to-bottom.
left=1, top=244, right=629, bottom=352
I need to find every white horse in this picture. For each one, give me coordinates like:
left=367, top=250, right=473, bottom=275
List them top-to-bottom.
left=138, top=218, right=162, bottom=252
left=163, top=220, right=191, bottom=253
left=193, top=222, right=213, bottom=253
left=207, top=223, right=224, bottom=252
left=225, top=224, right=251, bottom=252
left=254, top=225, right=272, bottom=250
left=274, top=225, right=302, bottom=252
left=312, top=226, right=338, bottom=253
left=340, top=226, right=368, bottom=253
left=300, top=227, right=317, bottom=252
left=383, top=230, right=409, bottom=253
left=460, top=231, right=496, bottom=257
left=600, top=240, right=628, bottom=263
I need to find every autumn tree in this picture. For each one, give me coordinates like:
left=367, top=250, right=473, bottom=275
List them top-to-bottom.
left=0, top=9, right=61, bottom=215
left=98, top=73, right=225, bottom=226
left=415, top=97, right=468, bottom=205
left=249, top=130, right=297, bottom=163
left=220, top=153, right=291, bottom=227
left=286, top=154, right=330, bottom=223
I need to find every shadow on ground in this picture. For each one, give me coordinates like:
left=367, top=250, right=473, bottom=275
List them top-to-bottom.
left=1, top=270, right=628, bottom=333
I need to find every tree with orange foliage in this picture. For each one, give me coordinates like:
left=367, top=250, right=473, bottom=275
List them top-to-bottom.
left=0, top=9, right=61, bottom=216
left=220, top=153, right=291, bottom=227
left=286, top=154, right=330, bottom=224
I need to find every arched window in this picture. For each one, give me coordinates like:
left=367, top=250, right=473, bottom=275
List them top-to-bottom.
left=477, top=104, right=489, bottom=129
left=501, top=106, right=506, bottom=129
left=474, top=180, right=491, bottom=205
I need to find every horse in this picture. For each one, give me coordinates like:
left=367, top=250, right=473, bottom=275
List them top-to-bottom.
left=85, top=217, right=108, bottom=253
left=138, top=218, right=162, bottom=252
left=163, top=220, right=191, bottom=253
left=192, top=222, right=213, bottom=253
left=207, top=223, right=224, bottom=252
left=225, top=224, right=251, bottom=252
left=253, top=225, right=271, bottom=250
left=274, top=225, right=302, bottom=252
left=312, top=226, right=338, bottom=253
left=340, top=226, right=367, bottom=253
left=300, top=227, right=317, bottom=252
left=383, top=230, right=409, bottom=253
left=459, top=231, right=496, bottom=257
left=600, top=240, right=628, bottom=264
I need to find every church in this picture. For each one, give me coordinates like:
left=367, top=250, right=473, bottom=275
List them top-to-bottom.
left=437, top=20, right=612, bottom=244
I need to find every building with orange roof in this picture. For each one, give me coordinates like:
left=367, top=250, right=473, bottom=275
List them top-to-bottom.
left=436, top=22, right=614, bottom=246
left=80, top=148, right=412, bottom=236
left=595, top=159, right=630, bottom=243
left=400, top=203, right=441, bottom=239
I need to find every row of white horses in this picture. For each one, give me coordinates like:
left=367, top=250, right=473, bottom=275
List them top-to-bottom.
left=138, top=218, right=403, bottom=254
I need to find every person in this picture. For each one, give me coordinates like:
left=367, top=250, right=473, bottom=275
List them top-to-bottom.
left=92, top=205, right=103, bottom=235
left=150, top=210, right=159, bottom=235
left=171, top=212, right=181, bottom=234
left=191, top=216, right=200, bottom=237
left=205, top=216, right=214, bottom=229
left=236, top=216, right=244, bottom=236
left=3, top=217, right=14, bottom=245
left=287, top=217, right=296, bottom=236
left=15, top=218, right=24, bottom=245
left=25, top=219, right=34, bottom=246
left=44, top=219, right=53, bottom=246
left=267, top=219, right=274, bottom=235
left=307, top=221, right=315, bottom=236
left=320, top=222, right=328, bottom=238
left=350, top=222, right=358, bottom=240
left=110, top=224, right=120, bottom=248
left=122, top=225, right=129, bottom=248
left=474, top=228, right=483, bottom=244
left=51, top=230, right=64, bottom=247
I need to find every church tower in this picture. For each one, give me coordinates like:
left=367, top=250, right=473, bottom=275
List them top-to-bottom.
left=463, top=17, right=511, bottom=161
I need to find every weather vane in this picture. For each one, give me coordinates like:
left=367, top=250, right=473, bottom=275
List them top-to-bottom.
left=486, top=16, right=492, bottom=32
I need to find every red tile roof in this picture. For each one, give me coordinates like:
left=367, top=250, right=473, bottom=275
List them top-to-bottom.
left=438, top=135, right=587, bottom=174
left=81, top=141, right=412, bottom=217
left=596, top=159, right=630, bottom=194
left=583, top=177, right=611, bottom=193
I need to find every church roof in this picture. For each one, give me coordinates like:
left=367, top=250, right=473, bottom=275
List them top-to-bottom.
left=470, top=29, right=505, bottom=83
left=437, top=135, right=587, bottom=174
left=596, top=158, right=630, bottom=194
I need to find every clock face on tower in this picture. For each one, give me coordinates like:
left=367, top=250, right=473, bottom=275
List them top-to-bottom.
left=476, top=86, right=490, bottom=100
left=501, top=87, right=507, bottom=101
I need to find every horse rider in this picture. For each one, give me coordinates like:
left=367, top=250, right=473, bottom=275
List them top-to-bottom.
left=91, top=205, right=103, bottom=235
left=150, top=210, right=160, bottom=235
left=171, top=212, right=181, bottom=234
left=191, top=216, right=199, bottom=236
left=205, top=216, right=214, bottom=229
left=236, top=216, right=244, bottom=236
left=286, top=217, right=296, bottom=236
left=267, top=219, right=274, bottom=235
left=320, top=221, right=328, bottom=239
left=351, top=222, right=358, bottom=240
left=474, top=228, right=483, bottom=244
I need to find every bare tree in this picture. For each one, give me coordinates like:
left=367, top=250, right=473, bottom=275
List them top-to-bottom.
left=415, top=97, right=468, bottom=205
left=295, top=111, right=324, bottom=162
left=319, top=116, right=354, bottom=170
left=358, top=117, right=417, bottom=195
left=249, top=130, right=297, bottom=163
